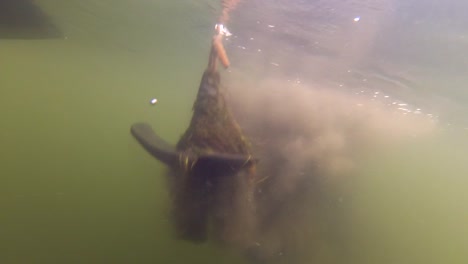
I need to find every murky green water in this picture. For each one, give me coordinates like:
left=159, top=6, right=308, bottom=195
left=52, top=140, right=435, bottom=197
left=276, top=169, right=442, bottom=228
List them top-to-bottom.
left=1, top=0, right=467, bottom=263
left=0, top=1, right=237, bottom=263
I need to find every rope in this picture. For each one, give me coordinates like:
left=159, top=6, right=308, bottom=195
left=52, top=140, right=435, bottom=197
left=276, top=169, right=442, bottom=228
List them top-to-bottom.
left=207, top=0, right=243, bottom=71
left=219, top=0, right=242, bottom=24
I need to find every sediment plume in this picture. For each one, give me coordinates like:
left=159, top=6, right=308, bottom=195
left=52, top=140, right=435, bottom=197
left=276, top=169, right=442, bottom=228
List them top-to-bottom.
left=221, top=70, right=436, bottom=262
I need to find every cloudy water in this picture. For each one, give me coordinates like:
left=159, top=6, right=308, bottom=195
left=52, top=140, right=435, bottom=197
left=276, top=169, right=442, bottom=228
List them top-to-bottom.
left=1, top=0, right=467, bottom=263
left=225, top=0, right=468, bottom=263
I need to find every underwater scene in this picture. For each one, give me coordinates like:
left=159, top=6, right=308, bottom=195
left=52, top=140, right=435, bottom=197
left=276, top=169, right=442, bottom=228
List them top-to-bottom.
left=1, top=0, right=468, bottom=263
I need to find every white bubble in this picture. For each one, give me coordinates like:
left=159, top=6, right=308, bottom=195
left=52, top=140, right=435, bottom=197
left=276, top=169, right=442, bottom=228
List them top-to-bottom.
left=150, top=98, right=158, bottom=105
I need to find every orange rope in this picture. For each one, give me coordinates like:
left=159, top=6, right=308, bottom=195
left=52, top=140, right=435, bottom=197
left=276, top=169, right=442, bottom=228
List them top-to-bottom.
left=207, top=0, right=243, bottom=71
left=219, top=0, right=242, bottom=24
